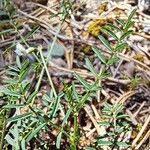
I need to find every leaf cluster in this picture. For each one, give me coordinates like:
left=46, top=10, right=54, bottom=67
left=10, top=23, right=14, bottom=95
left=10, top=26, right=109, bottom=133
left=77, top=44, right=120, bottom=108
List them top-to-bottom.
left=0, top=8, right=136, bottom=150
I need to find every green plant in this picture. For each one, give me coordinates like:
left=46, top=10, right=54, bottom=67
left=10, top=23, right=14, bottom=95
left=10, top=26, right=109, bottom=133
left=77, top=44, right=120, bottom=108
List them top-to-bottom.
left=0, top=0, right=16, bottom=20
left=0, top=8, right=136, bottom=150
left=86, top=8, right=136, bottom=150
left=0, top=56, right=67, bottom=150
left=128, top=76, right=142, bottom=90
left=62, top=77, right=99, bottom=150
left=97, top=103, right=132, bottom=149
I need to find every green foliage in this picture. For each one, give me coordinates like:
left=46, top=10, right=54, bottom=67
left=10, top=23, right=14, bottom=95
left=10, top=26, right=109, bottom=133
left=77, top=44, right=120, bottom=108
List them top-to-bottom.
left=0, top=0, right=16, bottom=28
left=50, top=0, right=73, bottom=22
left=0, top=8, right=136, bottom=150
left=85, top=8, right=136, bottom=150
left=128, top=76, right=142, bottom=90
left=96, top=103, right=131, bottom=149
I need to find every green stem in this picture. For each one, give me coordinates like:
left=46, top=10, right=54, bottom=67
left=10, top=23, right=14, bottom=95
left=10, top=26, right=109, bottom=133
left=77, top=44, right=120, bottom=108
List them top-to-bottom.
left=27, top=22, right=63, bottom=106
left=34, top=22, right=63, bottom=103
left=39, top=47, right=57, bottom=97
left=69, top=91, right=91, bottom=149
left=0, top=110, right=7, bottom=150
left=70, top=113, right=78, bottom=150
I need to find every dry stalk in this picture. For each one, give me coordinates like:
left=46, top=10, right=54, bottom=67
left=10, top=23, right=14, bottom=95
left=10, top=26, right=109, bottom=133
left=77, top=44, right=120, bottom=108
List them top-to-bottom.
left=84, top=105, right=101, bottom=135
left=132, top=115, right=150, bottom=147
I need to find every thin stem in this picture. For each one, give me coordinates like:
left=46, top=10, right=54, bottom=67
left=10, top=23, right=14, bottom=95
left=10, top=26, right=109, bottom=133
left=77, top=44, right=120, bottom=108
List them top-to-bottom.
left=30, top=22, right=63, bottom=106
left=35, top=23, right=62, bottom=95
left=38, top=46, right=57, bottom=97
left=38, top=46, right=65, bottom=117
left=0, top=111, right=7, bottom=150
left=70, top=113, right=78, bottom=150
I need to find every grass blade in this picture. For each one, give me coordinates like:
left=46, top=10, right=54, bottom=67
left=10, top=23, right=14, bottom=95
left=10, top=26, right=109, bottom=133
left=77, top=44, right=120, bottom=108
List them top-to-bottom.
left=127, top=8, right=136, bottom=24
left=116, top=18, right=125, bottom=26
left=124, top=21, right=134, bottom=31
left=107, top=23, right=122, bottom=32
left=102, top=27, right=118, bottom=40
left=120, top=30, right=133, bottom=40
left=98, top=35, right=113, bottom=51
left=115, top=43, right=128, bottom=52
left=92, top=47, right=107, bottom=65
left=85, top=58, right=97, bottom=75
left=74, top=72, right=90, bottom=89
left=27, top=91, right=38, bottom=104
left=51, top=96, right=61, bottom=118
left=3, top=104, right=25, bottom=109
left=62, top=108, right=73, bottom=126
left=8, top=112, right=32, bottom=122
left=26, top=123, right=46, bottom=142
left=56, top=132, right=62, bottom=149
left=97, top=140, right=113, bottom=146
